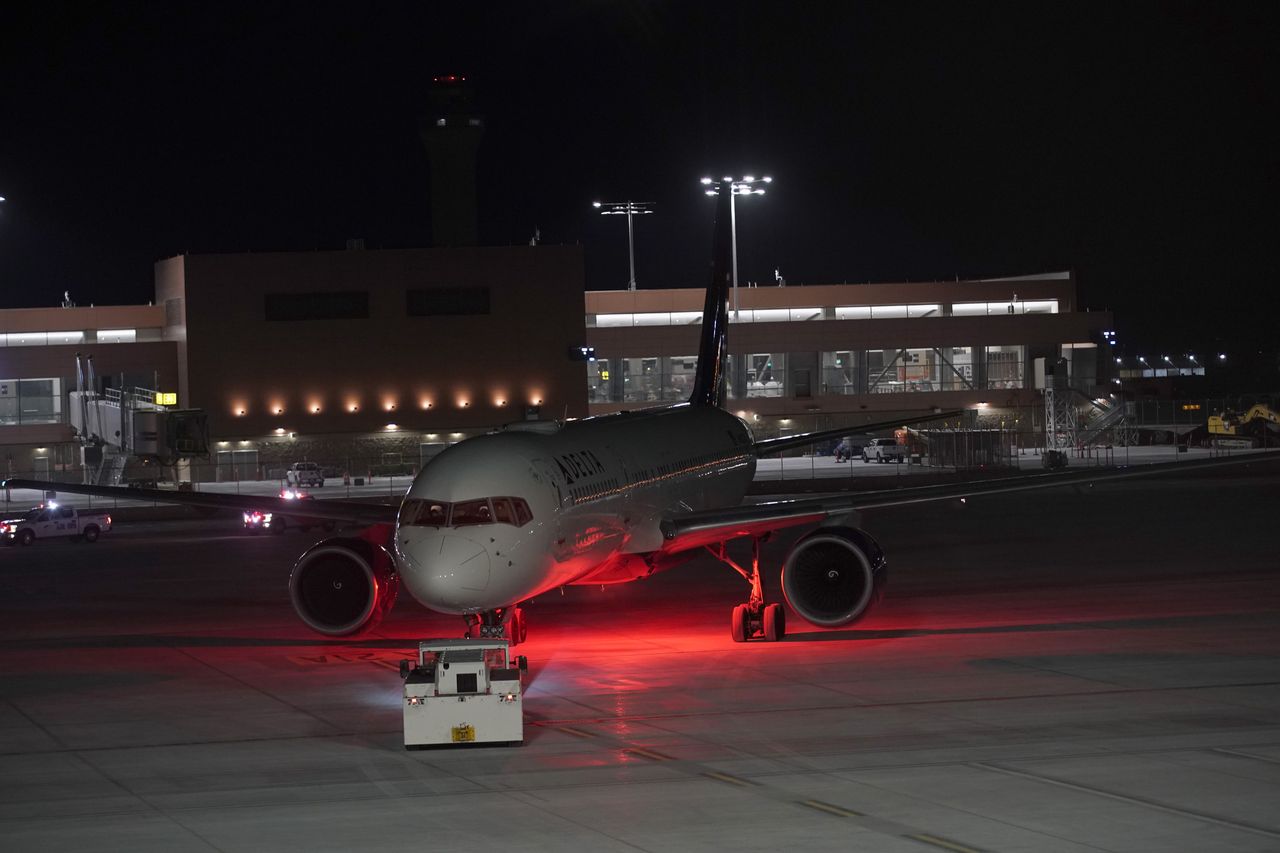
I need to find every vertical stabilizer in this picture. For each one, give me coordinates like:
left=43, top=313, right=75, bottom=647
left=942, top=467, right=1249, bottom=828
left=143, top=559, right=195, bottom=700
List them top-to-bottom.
left=689, top=187, right=733, bottom=407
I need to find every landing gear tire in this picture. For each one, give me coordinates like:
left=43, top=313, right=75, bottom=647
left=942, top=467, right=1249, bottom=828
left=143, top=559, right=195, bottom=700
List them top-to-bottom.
left=273, top=518, right=287, bottom=535
left=763, top=603, right=785, bottom=642
left=730, top=604, right=749, bottom=642
left=466, top=606, right=527, bottom=645
left=505, top=607, right=527, bottom=646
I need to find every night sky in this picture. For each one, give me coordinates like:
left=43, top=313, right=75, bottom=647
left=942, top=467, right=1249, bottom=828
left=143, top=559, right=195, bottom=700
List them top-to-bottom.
left=1, top=2, right=1275, bottom=354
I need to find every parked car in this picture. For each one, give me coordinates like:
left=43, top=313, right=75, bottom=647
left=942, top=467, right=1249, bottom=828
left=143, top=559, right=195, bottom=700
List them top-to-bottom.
left=862, top=437, right=907, bottom=463
left=284, top=461, right=325, bottom=488
left=2, top=503, right=112, bottom=545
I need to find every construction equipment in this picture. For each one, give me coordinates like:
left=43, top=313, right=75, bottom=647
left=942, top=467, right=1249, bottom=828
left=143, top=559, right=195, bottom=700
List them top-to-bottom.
left=1203, top=404, right=1274, bottom=445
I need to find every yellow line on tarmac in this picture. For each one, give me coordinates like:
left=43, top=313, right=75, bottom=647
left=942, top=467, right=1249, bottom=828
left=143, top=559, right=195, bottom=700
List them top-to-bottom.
left=556, top=726, right=597, bottom=739
left=625, top=747, right=674, bottom=762
left=702, top=771, right=754, bottom=787
left=800, top=799, right=863, bottom=817
left=906, top=833, right=986, bottom=853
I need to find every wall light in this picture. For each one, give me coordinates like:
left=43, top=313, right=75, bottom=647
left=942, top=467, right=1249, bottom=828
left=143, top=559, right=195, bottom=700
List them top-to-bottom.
left=420, top=400, right=433, bottom=410
left=384, top=401, right=396, bottom=411
left=348, top=403, right=359, bottom=412
left=311, top=404, right=322, bottom=414
left=273, top=406, right=284, bottom=415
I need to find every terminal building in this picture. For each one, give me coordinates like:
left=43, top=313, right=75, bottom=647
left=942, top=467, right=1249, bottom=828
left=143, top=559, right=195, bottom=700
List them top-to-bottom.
left=1, top=245, right=587, bottom=481
left=1, top=259, right=1116, bottom=482
left=584, top=272, right=1111, bottom=434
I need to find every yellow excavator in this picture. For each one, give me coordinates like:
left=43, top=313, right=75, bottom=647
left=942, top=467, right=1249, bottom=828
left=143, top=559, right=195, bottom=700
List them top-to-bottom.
left=1208, top=404, right=1279, bottom=444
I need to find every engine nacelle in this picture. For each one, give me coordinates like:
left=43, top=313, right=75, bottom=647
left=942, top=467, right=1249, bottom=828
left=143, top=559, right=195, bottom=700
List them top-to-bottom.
left=781, top=526, right=887, bottom=628
left=288, top=536, right=399, bottom=636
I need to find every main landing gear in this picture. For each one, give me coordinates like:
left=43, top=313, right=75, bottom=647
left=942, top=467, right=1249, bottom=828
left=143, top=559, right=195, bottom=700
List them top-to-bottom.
left=707, top=536, right=786, bottom=642
left=464, top=606, right=527, bottom=647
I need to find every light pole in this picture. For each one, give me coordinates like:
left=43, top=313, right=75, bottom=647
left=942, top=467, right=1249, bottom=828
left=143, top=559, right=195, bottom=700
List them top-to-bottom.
left=701, top=175, right=771, bottom=318
left=592, top=201, right=654, bottom=291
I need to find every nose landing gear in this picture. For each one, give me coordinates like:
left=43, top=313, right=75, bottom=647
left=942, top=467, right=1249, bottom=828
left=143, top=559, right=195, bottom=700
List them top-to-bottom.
left=709, top=536, right=786, bottom=642
left=464, top=606, right=527, bottom=646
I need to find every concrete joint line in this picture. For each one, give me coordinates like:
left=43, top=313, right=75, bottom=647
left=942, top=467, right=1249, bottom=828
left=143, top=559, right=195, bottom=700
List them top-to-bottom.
left=974, top=761, right=1280, bottom=840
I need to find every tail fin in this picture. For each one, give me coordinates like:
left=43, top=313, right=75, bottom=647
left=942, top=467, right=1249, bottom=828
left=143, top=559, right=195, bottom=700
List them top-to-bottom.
left=689, top=187, right=733, bottom=407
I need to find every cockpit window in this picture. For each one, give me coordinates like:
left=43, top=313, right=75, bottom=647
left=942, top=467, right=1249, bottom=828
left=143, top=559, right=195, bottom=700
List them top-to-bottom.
left=399, top=496, right=533, bottom=528
left=400, top=498, right=450, bottom=527
left=492, top=498, right=515, bottom=525
left=511, top=498, right=533, bottom=526
left=450, top=499, right=492, bottom=527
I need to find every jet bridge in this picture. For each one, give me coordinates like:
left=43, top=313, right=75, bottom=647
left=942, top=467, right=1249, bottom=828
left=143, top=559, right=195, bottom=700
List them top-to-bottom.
left=69, top=354, right=209, bottom=484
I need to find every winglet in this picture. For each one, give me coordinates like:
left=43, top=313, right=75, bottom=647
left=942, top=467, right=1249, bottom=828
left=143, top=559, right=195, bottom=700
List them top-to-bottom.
left=689, top=186, right=733, bottom=407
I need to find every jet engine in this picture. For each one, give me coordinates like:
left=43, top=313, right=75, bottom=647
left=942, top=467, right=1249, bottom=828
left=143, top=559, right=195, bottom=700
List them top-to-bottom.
left=780, top=526, right=887, bottom=627
left=288, top=536, right=399, bottom=636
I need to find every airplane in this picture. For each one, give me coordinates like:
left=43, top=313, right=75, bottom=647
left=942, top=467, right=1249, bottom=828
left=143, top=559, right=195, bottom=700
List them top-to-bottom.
left=7, top=184, right=1274, bottom=646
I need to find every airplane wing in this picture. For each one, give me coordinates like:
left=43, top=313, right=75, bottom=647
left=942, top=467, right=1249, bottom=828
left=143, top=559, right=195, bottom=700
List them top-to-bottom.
left=750, top=410, right=963, bottom=456
left=657, top=451, right=1277, bottom=555
left=1, top=479, right=400, bottom=526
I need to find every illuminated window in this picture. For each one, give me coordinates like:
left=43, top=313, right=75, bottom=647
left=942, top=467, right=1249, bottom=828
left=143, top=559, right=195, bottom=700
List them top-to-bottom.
left=97, top=329, right=136, bottom=343
left=985, top=345, right=1025, bottom=389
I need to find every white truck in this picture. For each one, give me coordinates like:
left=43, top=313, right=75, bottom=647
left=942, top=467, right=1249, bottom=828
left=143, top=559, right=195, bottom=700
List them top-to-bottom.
left=862, top=437, right=908, bottom=463
left=2, top=503, right=112, bottom=545
left=399, top=639, right=527, bottom=748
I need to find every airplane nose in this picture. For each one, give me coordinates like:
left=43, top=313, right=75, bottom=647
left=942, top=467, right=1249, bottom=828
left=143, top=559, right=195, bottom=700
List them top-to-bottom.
left=397, top=530, right=492, bottom=612
left=438, top=535, right=491, bottom=591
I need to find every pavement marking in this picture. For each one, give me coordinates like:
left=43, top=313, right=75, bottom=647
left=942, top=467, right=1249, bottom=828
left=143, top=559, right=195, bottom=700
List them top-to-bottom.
left=288, top=651, right=406, bottom=666
left=525, top=676, right=1280, bottom=729
left=556, top=726, right=597, bottom=739
left=625, top=747, right=674, bottom=762
left=1212, top=747, right=1280, bottom=766
left=975, top=762, right=1280, bottom=840
left=702, top=770, right=755, bottom=787
left=800, top=799, right=863, bottom=817
left=905, top=833, right=986, bottom=853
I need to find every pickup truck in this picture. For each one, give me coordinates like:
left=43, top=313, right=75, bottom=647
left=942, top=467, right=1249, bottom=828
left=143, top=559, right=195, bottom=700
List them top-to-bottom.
left=861, top=437, right=907, bottom=463
left=2, top=504, right=112, bottom=545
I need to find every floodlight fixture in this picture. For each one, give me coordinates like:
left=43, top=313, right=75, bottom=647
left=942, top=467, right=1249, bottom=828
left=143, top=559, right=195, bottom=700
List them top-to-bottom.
left=699, top=174, right=774, bottom=317
left=592, top=200, right=655, bottom=291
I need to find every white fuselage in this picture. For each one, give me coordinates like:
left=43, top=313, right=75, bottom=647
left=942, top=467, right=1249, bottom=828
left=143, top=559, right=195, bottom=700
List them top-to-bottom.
left=392, top=404, right=755, bottom=615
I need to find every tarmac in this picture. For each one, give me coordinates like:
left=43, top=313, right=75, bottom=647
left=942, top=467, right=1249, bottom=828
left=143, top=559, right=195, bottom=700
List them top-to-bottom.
left=1, top=455, right=1278, bottom=851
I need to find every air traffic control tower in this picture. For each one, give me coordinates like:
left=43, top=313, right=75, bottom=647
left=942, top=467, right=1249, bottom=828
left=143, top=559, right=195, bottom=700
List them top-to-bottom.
left=420, top=75, right=483, bottom=247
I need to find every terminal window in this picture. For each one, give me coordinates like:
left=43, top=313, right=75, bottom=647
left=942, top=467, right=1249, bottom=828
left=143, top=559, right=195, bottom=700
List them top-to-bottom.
left=407, top=287, right=491, bottom=317
left=264, top=291, right=369, bottom=321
